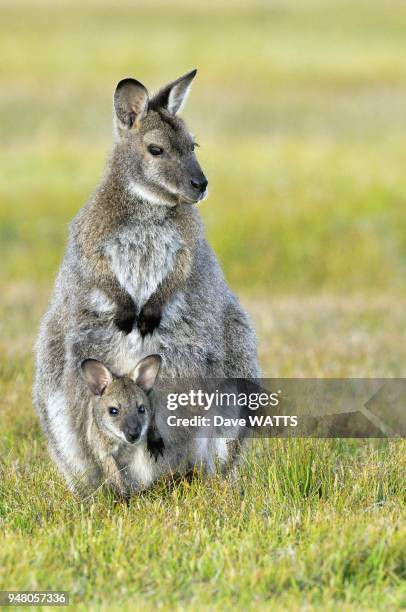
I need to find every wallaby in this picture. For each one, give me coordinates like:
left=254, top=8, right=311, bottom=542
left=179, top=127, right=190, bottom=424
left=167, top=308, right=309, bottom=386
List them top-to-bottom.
left=34, top=69, right=260, bottom=489
left=69, top=71, right=205, bottom=339
left=80, top=354, right=162, bottom=496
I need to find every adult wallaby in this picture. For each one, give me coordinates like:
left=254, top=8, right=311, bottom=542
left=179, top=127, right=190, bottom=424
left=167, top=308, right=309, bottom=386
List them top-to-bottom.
left=34, top=69, right=259, bottom=484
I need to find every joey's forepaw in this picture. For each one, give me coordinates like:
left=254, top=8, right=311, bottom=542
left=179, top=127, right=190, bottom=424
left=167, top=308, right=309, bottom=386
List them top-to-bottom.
left=137, top=306, right=161, bottom=336
left=115, top=314, right=136, bottom=334
left=147, top=436, right=165, bottom=462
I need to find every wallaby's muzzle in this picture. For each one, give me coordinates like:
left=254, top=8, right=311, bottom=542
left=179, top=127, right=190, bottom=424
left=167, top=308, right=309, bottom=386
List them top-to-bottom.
left=182, top=157, right=208, bottom=203
left=190, top=175, right=208, bottom=195
left=123, top=414, right=144, bottom=444
left=124, top=423, right=142, bottom=444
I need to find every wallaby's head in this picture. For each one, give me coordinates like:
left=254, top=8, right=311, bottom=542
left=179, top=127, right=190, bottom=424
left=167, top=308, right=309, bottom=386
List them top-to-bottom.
left=112, top=69, right=208, bottom=207
left=81, top=355, right=161, bottom=445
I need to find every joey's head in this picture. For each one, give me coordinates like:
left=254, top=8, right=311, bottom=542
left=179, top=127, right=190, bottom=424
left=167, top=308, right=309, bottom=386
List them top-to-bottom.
left=112, top=69, right=208, bottom=207
left=81, top=355, right=161, bottom=445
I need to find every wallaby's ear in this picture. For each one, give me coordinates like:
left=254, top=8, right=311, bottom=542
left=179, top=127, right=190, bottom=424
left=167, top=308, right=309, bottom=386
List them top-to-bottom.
left=150, top=69, right=197, bottom=115
left=114, top=78, right=149, bottom=130
left=128, top=355, right=162, bottom=394
left=81, top=359, right=113, bottom=396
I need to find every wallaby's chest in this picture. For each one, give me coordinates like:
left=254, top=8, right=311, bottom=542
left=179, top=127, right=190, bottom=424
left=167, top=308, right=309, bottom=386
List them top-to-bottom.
left=104, top=221, right=181, bottom=308
left=117, top=442, right=156, bottom=488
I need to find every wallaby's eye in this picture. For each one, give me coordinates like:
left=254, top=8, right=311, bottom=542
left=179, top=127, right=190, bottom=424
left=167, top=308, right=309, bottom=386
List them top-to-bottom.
left=191, top=142, right=199, bottom=152
left=148, top=144, right=164, bottom=156
left=138, top=405, right=145, bottom=414
left=109, top=407, right=119, bottom=416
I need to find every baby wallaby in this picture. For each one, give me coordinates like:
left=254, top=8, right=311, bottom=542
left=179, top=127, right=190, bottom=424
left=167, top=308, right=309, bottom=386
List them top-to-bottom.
left=81, top=354, right=162, bottom=496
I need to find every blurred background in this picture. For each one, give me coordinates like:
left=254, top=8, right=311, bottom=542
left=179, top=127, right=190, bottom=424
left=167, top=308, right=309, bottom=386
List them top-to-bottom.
left=0, top=0, right=405, bottom=377
left=0, top=5, right=405, bottom=604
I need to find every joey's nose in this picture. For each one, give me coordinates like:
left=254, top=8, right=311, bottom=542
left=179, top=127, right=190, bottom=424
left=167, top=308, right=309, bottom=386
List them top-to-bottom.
left=191, top=177, right=208, bottom=193
left=125, top=424, right=141, bottom=444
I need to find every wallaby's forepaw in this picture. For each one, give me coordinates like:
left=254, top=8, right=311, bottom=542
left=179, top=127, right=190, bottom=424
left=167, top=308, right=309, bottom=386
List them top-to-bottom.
left=137, top=305, right=161, bottom=336
left=115, top=314, right=136, bottom=334
left=147, top=436, right=165, bottom=462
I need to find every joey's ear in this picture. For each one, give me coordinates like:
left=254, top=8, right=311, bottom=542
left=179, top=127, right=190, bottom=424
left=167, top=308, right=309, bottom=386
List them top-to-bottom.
left=150, top=69, right=197, bottom=115
left=114, top=78, right=149, bottom=130
left=128, top=355, right=162, bottom=394
left=81, top=359, right=113, bottom=396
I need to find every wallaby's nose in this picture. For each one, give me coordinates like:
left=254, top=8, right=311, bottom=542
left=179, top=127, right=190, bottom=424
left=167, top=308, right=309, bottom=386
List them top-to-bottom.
left=191, top=177, right=208, bottom=193
left=125, top=423, right=141, bottom=444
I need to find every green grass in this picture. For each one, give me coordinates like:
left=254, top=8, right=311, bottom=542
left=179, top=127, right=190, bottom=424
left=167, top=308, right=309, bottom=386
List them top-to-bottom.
left=0, top=0, right=405, bottom=609
left=1, top=437, right=405, bottom=611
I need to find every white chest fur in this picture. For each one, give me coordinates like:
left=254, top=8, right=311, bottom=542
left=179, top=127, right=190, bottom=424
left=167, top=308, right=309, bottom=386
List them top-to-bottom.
left=104, top=220, right=181, bottom=309
left=123, top=443, right=157, bottom=488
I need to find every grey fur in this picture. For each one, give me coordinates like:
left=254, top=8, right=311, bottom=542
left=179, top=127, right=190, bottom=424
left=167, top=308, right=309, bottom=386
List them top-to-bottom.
left=33, top=70, right=259, bottom=491
left=78, top=355, right=161, bottom=496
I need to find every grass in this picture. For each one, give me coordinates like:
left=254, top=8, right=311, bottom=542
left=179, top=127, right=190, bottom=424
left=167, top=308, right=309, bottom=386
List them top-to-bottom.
left=0, top=0, right=405, bottom=609
left=1, top=438, right=405, bottom=610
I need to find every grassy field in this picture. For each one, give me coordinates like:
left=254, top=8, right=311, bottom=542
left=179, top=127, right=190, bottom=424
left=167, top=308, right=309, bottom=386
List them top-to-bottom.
left=0, top=0, right=405, bottom=609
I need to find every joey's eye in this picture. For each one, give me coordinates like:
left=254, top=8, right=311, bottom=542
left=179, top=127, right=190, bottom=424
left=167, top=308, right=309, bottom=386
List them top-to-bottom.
left=191, top=142, right=199, bottom=152
left=148, top=144, right=164, bottom=156
left=138, top=405, right=145, bottom=414
left=109, top=407, right=119, bottom=416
